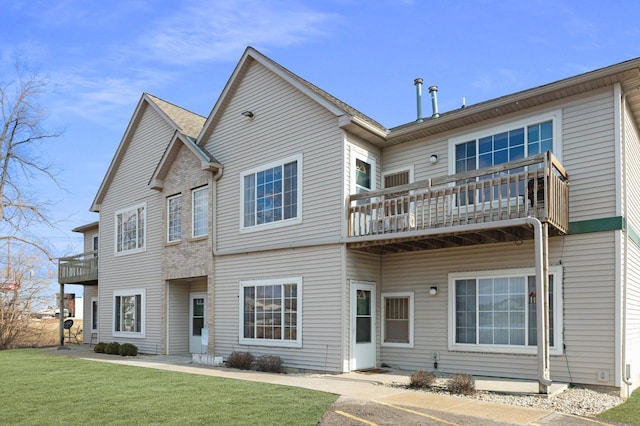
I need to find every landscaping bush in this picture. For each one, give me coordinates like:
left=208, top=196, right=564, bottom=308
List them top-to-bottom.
left=93, top=342, right=107, bottom=353
left=104, top=342, right=121, bottom=355
left=119, top=343, right=138, bottom=357
left=226, top=351, right=254, bottom=370
left=256, top=355, right=283, bottom=373
left=409, top=370, right=436, bottom=389
left=447, top=373, right=476, bottom=395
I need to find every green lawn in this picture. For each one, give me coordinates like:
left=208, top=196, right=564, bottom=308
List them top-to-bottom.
left=0, top=349, right=337, bottom=425
left=598, top=387, right=640, bottom=425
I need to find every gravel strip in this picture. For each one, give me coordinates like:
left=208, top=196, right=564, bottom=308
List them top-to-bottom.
left=395, top=379, right=625, bottom=417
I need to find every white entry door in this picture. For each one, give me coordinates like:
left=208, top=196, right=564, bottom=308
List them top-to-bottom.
left=351, top=282, right=376, bottom=370
left=189, top=293, right=207, bottom=354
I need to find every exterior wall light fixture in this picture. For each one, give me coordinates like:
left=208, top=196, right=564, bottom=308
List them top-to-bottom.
left=241, top=110, right=254, bottom=118
left=430, top=154, right=438, bottom=164
left=429, top=286, right=438, bottom=296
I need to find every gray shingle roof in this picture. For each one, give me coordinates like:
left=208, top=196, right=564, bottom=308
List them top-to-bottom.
left=145, top=93, right=206, bottom=139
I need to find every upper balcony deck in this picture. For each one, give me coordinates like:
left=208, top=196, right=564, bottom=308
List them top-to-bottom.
left=347, top=152, right=568, bottom=254
left=58, top=250, right=98, bottom=285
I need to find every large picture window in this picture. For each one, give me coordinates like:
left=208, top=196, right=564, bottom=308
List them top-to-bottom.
left=449, top=112, right=559, bottom=207
left=452, top=116, right=556, bottom=174
left=241, top=155, right=302, bottom=230
left=192, top=186, right=208, bottom=238
left=167, top=194, right=181, bottom=243
left=115, top=203, right=146, bottom=254
left=449, top=267, right=562, bottom=354
left=239, top=277, right=302, bottom=348
left=113, top=289, right=145, bottom=338
left=381, top=292, right=414, bottom=347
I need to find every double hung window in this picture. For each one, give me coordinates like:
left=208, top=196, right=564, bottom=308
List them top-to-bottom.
left=241, top=155, right=301, bottom=229
left=192, top=186, right=208, bottom=238
left=167, top=194, right=182, bottom=243
left=115, top=204, right=146, bottom=254
left=449, top=267, right=562, bottom=354
left=240, top=277, right=302, bottom=347
left=113, top=289, right=145, bottom=337
left=381, top=292, right=414, bottom=347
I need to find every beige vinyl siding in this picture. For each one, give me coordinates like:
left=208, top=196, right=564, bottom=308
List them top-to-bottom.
left=202, top=61, right=344, bottom=253
left=382, top=90, right=617, bottom=224
left=562, top=90, right=617, bottom=221
left=623, top=101, right=640, bottom=394
left=97, top=104, right=172, bottom=354
left=625, top=104, right=640, bottom=230
left=382, top=137, right=448, bottom=183
left=81, top=226, right=98, bottom=253
left=379, top=232, right=616, bottom=386
left=625, top=241, right=640, bottom=392
left=213, top=245, right=343, bottom=371
left=167, top=284, right=189, bottom=353
left=82, top=286, right=98, bottom=343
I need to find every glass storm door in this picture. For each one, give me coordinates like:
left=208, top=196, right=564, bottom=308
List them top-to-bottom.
left=351, top=282, right=376, bottom=370
left=189, top=293, right=207, bottom=353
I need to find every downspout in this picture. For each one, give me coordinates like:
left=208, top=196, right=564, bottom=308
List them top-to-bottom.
left=620, top=86, right=639, bottom=387
left=529, top=216, right=553, bottom=390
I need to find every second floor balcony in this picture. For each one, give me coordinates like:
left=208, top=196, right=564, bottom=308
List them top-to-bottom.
left=348, top=152, right=568, bottom=254
left=58, top=250, right=98, bottom=285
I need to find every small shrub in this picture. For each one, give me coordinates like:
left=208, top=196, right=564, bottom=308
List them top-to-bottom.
left=93, top=342, right=107, bottom=353
left=104, top=342, right=121, bottom=355
left=119, top=343, right=138, bottom=357
left=226, top=351, right=254, bottom=370
left=256, top=355, right=283, bottom=373
left=409, top=370, right=436, bottom=389
left=447, top=373, right=476, bottom=395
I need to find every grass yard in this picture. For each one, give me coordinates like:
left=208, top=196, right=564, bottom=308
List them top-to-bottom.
left=0, top=349, right=337, bottom=425
left=598, top=387, right=640, bottom=425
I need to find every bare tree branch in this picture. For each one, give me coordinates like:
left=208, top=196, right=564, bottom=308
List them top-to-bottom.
left=0, top=57, right=64, bottom=261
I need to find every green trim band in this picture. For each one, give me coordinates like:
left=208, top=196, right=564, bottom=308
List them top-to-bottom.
left=568, top=216, right=625, bottom=235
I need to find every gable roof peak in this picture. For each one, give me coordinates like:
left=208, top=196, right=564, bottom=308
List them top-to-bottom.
left=144, top=92, right=206, bottom=139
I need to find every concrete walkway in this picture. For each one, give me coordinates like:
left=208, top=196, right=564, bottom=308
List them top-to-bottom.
left=49, top=346, right=596, bottom=425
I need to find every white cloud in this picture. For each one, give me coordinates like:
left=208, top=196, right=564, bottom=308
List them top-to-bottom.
left=135, top=0, right=339, bottom=65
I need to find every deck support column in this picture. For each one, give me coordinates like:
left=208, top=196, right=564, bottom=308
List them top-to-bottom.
left=533, top=220, right=551, bottom=393
left=58, top=282, right=66, bottom=348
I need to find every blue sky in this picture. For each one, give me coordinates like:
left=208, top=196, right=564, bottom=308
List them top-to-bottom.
left=1, top=0, right=639, bottom=268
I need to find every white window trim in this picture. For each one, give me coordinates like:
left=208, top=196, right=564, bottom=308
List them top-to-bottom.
left=447, top=109, right=563, bottom=174
left=351, top=150, right=377, bottom=194
left=239, top=154, right=303, bottom=233
left=192, top=186, right=208, bottom=238
left=167, top=194, right=182, bottom=243
left=114, top=202, right=146, bottom=256
left=91, top=233, right=99, bottom=253
left=447, top=266, right=563, bottom=355
left=238, top=277, right=302, bottom=348
left=112, top=288, right=146, bottom=339
left=381, top=291, right=414, bottom=348
left=90, top=297, right=98, bottom=333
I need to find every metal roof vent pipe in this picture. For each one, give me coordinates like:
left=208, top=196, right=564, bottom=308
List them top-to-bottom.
left=414, top=78, right=424, bottom=123
left=429, top=85, right=440, bottom=118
